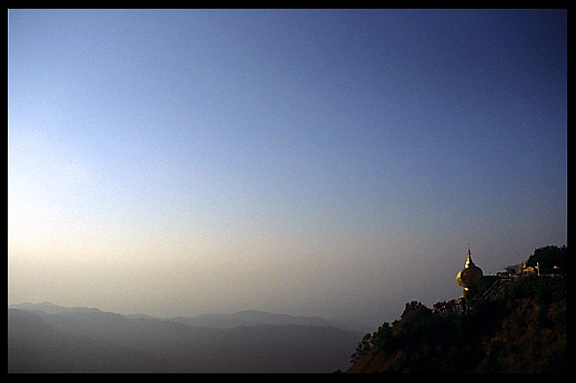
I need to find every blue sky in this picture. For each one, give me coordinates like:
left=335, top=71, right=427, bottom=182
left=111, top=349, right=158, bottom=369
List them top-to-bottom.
left=8, top=9, right=566, bottom=327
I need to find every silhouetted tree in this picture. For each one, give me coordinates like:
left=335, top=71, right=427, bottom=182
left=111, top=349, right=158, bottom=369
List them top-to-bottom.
left=526, top=245, right=567, bottom=274
left=370, top=321, right=393, bottom=352
left=350, top=332, right=372, bottom=363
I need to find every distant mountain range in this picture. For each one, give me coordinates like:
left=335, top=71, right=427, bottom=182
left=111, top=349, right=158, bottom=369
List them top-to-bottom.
left=9, top=301, right=105, bottom=315
left=8, top=302, right=363, bottom=373
left=8, top=302, right=369, bottom=332
left=171, top=309, right=370, bottom=333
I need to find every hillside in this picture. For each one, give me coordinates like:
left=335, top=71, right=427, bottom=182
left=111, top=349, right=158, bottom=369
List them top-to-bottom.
left=347, top=274, right=566, bottom=373
left=8, top=304, right=362, bottom=373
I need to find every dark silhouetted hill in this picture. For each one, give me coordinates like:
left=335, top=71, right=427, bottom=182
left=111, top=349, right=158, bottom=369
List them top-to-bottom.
left=348, top=246, right=567, bottom=373
left=8, top=304, right=362, bottom=373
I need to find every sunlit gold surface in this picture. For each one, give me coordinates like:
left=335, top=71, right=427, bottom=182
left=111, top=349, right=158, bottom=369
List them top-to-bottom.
left=456, top=248, right=483, bottom=290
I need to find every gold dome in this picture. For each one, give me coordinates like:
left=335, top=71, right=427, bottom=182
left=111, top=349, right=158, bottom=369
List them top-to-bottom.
left=456, top=247, right=483, bottom=291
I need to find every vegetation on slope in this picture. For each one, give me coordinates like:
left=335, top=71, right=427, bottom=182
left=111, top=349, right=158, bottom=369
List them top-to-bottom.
left=348, top=246, right=567, bottom=373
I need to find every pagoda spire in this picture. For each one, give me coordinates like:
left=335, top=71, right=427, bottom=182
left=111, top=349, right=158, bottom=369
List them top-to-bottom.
left=465, top=245, right=474, bottom=267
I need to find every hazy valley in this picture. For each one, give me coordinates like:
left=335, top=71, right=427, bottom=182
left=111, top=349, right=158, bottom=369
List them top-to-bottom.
left=8, top=302, right=362, bottom=373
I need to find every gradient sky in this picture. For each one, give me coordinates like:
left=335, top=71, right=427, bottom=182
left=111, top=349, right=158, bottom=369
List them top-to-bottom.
left=8, top=9, right=566, bottom=328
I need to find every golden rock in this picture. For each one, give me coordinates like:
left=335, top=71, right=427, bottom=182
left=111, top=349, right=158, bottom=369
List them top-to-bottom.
left=456, top=247, right=483, bottom=291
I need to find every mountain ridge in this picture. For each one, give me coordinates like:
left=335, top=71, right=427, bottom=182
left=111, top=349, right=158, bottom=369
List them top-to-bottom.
left=9, top=301, right=105, bottom=315
left=9, top=302, right=369, bottom=332
left=8, top=304, right=362, bottom=372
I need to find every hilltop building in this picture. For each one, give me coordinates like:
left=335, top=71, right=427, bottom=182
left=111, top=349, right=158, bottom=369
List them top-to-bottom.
left=434, top=245, right=567, bottom=317
left=503, top=263, right=523, bottom=276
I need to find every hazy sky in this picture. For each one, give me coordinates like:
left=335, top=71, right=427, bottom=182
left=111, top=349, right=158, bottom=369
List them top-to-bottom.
left=8, top=9, right=566, bottom=328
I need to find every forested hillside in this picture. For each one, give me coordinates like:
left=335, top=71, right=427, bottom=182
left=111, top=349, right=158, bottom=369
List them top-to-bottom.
left=348, top=246, right=567, bottom=373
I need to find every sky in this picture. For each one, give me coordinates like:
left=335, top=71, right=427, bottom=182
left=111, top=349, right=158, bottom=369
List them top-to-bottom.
left=8, top=9, right=566, bottom=328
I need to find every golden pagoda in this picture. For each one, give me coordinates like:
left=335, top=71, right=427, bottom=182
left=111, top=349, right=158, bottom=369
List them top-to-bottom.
left=456, top=246, right=483, bottom=298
